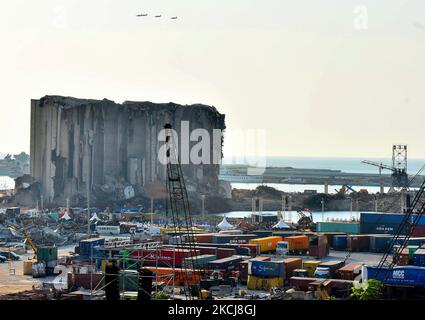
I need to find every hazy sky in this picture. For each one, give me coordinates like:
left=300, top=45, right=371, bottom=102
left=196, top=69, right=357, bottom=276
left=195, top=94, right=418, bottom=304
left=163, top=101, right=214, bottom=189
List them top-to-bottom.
left=1, top=0, right=425, bottom=158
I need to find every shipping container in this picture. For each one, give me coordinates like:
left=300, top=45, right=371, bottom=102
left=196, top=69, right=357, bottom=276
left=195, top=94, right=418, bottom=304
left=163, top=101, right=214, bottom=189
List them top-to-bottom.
left=360, top=212, right=425, bottom=235
left=317, top=222, right=360, bottom=234
left=412, top=226, right=425, bottom=237
left=192, top=233, right=215, bottom=243
left=212, top=234, right=258, bottom=244
left=309, top=234, right=329, bottom=258
left=332, top=235, right=348, bottom=250
left=347, top=235, right=370, bottom=252
left=369, top=235, right=393, bottom=253
left=249, top=236, right=283, bottom=253
left=283, top=236, right=309, bottom=254
left=394, top=237, right=425, bottom=247
left=79, top=238, right=105, bottom=258
left=238, top=244, right=260, bottom=256
left=36, top=246, right=58, bottom=262
left=131, top=248, right=200, bottom=267
left=216, top=248, right=236, bottom=259
left=397, top=248, right=410, bottom=266
left=414, top=249, right=425, bottom=267
left=182, top=254, right=217, bottom=268
left=208, top=256, right=243, bottom=272
left=239, top=256, right=271, bottom=284
left=283, top=258, right=303, bottom=278
left=248, top=260, right=285, bottom=278
left=303, top=260, right=321, bottom=277
left=318, top=261, right=345, bottom=277
left=337, top=262, right=363, bottom=280
left=366, top=265, right=425, bottom=286
left=146, top=267, right=203, bottom=286
left=292, top=269, right=308, bottom=277
left=247, top=275, right=284, bottom=290
left=289, top=277, right=317, bottom=291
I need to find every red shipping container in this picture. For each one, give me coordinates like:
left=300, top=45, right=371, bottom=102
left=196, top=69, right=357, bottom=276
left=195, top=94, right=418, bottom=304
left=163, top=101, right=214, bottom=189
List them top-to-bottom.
left=412, top=226, right=425, bottom=237
left=193, top=233, right=214, bottom=243
left=347, top=235, right=370, bottom=251
left=162, top=245, right=217, bottom=256
left=216, top=248, right=236, bottom=259
left=132, top=249, right=200, bottom=267
left=283, top=258, right=303, bottom=278
left=337, top=262, right=363, bottom=280
left=289, top=277, right=317, bottom=291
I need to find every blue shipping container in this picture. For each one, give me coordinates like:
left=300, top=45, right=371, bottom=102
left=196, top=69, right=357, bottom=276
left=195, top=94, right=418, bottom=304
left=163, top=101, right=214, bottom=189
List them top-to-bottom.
left=360, top=212, right=425, bottom=235
left=212, top=234, right=258, bottom=244
left=332, top=235, right=347, bottom=250
left=369, top=235, right=393, bottom=253
left=79, top=238, right=105, bottom=258
left=235, top=247, right=250, bottom=256
left=414, top=249, right=425, bottom=267
left=249, top=260, right=285, bottom=278
left=366, top=265, right=425, bottom=286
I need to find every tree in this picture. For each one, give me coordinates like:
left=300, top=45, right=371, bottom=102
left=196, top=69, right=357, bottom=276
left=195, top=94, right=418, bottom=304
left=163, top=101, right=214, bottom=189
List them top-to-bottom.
left=351, top=279, right=384, bottom=300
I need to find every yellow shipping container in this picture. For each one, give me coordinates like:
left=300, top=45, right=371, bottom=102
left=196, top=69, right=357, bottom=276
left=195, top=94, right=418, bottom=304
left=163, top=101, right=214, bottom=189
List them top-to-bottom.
left=249, top=236, right=283, bottom=253
left=23, top=260, right=35, bottom=275
left=303, top=260, right=321, bottom=277
left=247, top=275, right=284, bottom=290
left=247, top=275, right=258, bottom=290
left=257, top=277, right=284, bottom=290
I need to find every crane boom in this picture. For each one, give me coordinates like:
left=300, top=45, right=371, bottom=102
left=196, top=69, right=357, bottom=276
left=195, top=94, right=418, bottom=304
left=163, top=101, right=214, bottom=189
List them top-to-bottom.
left=164, top=123, right=203, bottom=300
left=361, top=160, right=395, bottom=172
left=21, top=228, right=37, bottom=255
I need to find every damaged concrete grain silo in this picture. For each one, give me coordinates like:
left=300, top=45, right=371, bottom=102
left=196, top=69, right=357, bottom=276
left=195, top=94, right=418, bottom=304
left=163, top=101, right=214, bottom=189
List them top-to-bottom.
left=29, top=96, right=226, bottom=208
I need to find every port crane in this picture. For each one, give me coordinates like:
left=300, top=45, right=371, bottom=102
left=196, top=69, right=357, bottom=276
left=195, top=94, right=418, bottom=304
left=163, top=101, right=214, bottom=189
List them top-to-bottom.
left=164, top=123, right=204, bottom=300
left=362, top=145, right=409, bottom=192
left=373, top=176, right=425, bottom=283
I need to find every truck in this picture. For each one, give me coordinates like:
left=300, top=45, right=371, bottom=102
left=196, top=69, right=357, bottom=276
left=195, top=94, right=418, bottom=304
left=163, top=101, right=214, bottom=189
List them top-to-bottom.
left=283, top=235, right=309, bottom=255
left=248, top=236, right=283, bottom=253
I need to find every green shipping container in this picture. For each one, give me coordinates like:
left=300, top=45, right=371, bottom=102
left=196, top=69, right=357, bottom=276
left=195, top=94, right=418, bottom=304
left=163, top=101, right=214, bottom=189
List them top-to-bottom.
left=317, top=222, right=360, bottom=234
left=37, top=246, right=58, bottom=262
left=183, top=254, right=217, bottom=268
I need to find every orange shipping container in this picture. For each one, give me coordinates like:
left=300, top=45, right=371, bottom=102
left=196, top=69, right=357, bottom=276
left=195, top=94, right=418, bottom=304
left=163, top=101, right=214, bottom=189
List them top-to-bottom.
left=283, top=235, right=309, bottom=251
left=249, top=236, right=283, bottom=253
left=146, top=267, right=204, bottom=286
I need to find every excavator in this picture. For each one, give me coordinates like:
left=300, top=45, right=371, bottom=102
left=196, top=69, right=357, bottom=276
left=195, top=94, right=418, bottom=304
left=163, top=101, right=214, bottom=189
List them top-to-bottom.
left=296, top=210, right=316, bottom=231
left=21, top=227, right=37, bottom=258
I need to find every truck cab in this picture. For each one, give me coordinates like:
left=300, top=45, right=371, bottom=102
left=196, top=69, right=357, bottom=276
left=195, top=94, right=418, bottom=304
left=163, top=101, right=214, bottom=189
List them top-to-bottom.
left=276, top=241, right=289, bottom=256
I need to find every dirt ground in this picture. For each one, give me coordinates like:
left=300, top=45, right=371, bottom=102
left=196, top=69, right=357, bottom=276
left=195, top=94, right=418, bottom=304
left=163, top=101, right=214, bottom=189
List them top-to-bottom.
left=0, top=245, right=76, bottom=295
